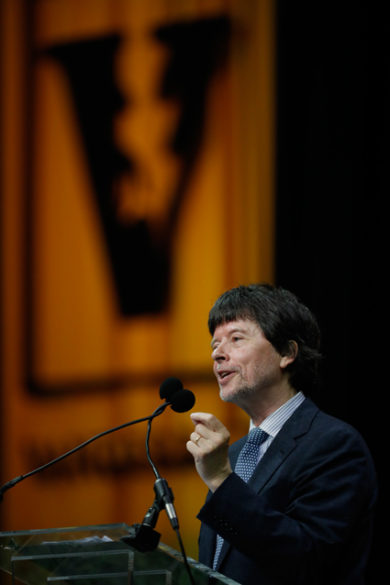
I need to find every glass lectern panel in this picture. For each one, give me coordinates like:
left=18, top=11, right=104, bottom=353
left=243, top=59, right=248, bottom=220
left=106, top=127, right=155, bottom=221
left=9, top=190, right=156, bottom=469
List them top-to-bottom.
left=0, top=524, right=239, bottom=585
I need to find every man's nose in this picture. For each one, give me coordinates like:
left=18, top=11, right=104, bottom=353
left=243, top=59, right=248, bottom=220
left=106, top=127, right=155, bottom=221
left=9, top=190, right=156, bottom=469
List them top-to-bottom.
left=212, top=342, right=228, bottom=361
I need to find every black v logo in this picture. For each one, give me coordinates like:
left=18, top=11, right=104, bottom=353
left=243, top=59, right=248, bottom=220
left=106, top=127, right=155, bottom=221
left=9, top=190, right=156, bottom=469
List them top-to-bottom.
left=43, top=17, right=230, bottom=316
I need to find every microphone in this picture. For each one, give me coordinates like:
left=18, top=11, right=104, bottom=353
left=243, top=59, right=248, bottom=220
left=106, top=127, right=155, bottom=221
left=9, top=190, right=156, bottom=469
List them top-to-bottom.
left=159, top=376, right=195, bottom=413
left=159, top=376, right=183, bottom=400
left=0, top=378, right=195, bottom=501
left=170, top=389, right=196, bottom=413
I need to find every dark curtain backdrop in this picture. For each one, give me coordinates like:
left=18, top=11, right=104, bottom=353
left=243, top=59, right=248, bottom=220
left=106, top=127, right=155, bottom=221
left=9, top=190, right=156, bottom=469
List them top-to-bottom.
left=275, top=2, right=388, bottom=582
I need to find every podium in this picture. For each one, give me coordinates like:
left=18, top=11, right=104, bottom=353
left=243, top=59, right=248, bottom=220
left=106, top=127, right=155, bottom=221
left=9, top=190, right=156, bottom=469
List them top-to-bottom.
left=0, top=523, right=239, bottom=585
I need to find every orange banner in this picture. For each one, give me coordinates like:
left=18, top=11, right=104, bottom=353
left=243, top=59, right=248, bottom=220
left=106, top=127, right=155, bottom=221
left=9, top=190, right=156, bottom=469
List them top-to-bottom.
left=0, top=0, right=274, bottom=558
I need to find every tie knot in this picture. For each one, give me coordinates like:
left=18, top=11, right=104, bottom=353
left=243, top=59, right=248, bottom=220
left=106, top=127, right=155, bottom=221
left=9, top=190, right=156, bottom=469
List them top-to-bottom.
left=247, top=427, right=267, bottom=446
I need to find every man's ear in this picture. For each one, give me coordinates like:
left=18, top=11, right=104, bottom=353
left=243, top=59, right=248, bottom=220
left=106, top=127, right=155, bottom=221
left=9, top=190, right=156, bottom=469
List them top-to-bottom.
left=280, top=340, right=298, bottom=369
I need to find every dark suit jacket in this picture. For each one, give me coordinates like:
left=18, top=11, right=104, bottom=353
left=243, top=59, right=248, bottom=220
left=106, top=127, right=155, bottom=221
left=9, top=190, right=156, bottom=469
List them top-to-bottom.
left=198, top=399, right=377, bottom=585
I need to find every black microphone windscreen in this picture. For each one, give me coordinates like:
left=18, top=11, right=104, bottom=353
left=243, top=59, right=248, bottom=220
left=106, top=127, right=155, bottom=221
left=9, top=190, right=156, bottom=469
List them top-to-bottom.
left=159, top=377, right=183, bottom=400
left=170, top=389, right=196, bottom=413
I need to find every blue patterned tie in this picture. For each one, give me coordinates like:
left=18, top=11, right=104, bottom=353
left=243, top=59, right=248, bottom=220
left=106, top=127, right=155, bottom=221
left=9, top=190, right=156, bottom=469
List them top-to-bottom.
left=212, top=427, right=268, bottom=570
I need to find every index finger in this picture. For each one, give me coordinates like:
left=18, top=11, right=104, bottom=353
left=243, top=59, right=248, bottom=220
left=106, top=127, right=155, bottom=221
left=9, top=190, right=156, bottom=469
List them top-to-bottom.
left=190, top=412, right=225, bottom=432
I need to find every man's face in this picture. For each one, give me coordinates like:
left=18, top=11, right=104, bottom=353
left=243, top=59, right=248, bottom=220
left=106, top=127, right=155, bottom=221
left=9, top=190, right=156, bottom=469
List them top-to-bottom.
left=211, top=319, right=287, bottom=405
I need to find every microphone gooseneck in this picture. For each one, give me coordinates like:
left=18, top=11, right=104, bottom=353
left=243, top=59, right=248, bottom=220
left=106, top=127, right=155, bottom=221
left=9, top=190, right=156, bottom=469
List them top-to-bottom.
left=0, top=378, right=195, bottom=501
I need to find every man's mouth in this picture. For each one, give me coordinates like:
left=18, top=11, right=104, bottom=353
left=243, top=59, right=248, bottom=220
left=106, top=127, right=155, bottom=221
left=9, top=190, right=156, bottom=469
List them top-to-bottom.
left=217, top=370, right=236, bottom=384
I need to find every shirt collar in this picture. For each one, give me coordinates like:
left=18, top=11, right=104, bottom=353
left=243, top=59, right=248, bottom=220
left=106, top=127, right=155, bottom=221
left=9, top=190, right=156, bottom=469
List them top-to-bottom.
left=250, top=391, right=305, bottom=438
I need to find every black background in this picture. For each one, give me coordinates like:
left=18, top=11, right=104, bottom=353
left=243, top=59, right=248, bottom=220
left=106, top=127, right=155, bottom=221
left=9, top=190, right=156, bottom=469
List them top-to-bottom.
left=275, top=2, right=388, bottom=582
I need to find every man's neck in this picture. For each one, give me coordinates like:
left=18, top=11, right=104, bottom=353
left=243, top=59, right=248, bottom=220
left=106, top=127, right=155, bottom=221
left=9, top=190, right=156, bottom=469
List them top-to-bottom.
left=242, top=384, right=298, bottom=427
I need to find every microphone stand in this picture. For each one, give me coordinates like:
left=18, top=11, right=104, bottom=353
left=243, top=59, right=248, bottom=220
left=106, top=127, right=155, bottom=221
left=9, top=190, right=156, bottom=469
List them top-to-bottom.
left=123, top=410, right=196, bottom=585
left=121, top=498, right=162, bottom=553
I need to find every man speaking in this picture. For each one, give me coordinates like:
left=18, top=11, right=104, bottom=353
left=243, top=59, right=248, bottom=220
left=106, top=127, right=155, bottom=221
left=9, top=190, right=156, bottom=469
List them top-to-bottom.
left=187, top=283, right=377, bottom=585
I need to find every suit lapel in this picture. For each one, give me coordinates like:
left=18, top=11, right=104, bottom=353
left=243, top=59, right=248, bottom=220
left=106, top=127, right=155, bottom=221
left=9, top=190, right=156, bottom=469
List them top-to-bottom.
left=250, top=399, right=318, bottom=491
